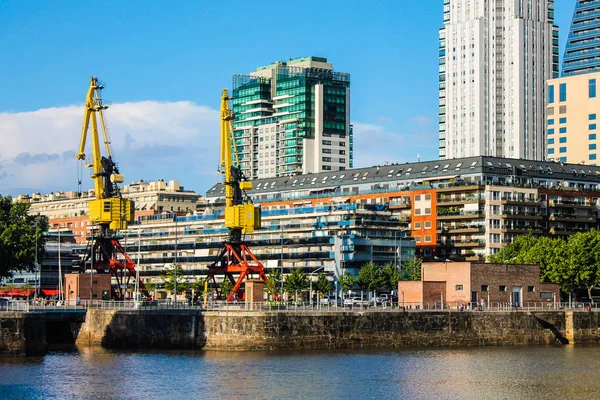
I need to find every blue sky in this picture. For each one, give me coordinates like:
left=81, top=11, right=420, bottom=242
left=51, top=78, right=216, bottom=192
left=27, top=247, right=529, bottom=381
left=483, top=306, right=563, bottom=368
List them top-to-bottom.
left=0, top=0, right=577, bottom=196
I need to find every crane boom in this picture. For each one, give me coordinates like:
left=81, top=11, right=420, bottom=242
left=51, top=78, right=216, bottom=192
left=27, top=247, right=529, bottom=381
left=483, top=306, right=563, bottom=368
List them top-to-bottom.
left=76, top=77, right=146, bottom=301
left=77, top=77, right=133, bottom=234
left=220, top=89, right=260, bottom=240
left=205, top=90, right=267, bottom=302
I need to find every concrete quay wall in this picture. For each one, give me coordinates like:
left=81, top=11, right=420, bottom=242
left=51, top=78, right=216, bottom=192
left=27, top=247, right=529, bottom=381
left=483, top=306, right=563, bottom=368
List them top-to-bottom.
left=76, top=309, right=578, bottom=351
left=0, top=312, right=46, bottom=356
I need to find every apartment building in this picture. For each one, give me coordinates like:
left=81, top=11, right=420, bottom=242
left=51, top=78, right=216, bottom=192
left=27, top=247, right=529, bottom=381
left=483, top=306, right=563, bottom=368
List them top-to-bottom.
left=439, top=0, right=559, bottom=160
left=546, top=1, right=600, bottom=163
left=232, top=56, right=352, bottom=179
left=546, top=72, right=600, bottom=163
left=205, top=156, right=600, bottom=261
left=15, top=180, right=200, bottom=243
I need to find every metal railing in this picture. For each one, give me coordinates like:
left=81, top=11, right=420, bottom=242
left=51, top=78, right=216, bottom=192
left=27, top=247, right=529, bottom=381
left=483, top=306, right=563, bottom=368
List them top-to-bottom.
left=5, top=300, right=600, bottom=314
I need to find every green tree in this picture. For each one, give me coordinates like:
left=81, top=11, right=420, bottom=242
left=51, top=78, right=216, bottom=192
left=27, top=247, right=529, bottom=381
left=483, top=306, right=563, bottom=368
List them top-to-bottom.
left=0, top=196, right=49, bottom=279
left=568, top=230, right=600, bottom=300
left=488, top=233, right=538, bottom=264
left=402, top=258, right=422, bottom=281
left=358, top=262, right=386, bottom=292
left=160, top=263, right=188, bottom=295
left=383, top=263, right=404, bottom=291
left=284, top=268, right=309, bottom=299
left=265, top=269, right=282, bottom=298
left=338, top=271, right=357, bottom=295
left=315, top=272, right=332, bottom=296
left=219, top=278, right=233, bottom=299
left=190, top=279, right=206, bottom=301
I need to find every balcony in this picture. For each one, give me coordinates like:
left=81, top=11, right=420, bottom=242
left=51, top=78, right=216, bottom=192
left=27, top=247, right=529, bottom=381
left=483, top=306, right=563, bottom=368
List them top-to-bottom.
left=437, top=196, right=483, bottom=206
left=500, top=197, right=540, bottom=205
left=549, top=199, right=597, bottom=208
left=437, top=211, right=485, bottom=220
left=501, top=212, right=543, bottom=220
left=549, top=213, right=596, bottom=223
left=437, top=225, right=485, bottom=234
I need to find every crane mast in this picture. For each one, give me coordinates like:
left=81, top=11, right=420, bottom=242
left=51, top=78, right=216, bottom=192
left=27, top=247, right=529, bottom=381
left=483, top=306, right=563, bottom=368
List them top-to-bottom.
left=77, top=77, right=147, bottom=300
left=205, top=89, right=267, bottom=301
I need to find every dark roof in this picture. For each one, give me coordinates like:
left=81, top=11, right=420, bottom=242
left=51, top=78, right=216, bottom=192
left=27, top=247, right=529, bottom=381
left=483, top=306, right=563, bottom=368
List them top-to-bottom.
left=205, top=156, right=600, bottom=197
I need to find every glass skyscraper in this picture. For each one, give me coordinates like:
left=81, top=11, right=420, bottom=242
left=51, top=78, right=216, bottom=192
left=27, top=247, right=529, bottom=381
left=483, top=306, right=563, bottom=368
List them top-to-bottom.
left=563, top=0, right=600, bottom=77
left=231, top=57, right=352, bottom=180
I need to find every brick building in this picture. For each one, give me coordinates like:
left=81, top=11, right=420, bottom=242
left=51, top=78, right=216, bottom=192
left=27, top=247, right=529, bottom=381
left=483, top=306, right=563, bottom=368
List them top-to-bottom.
left=398, top=262, right=560, bottom=307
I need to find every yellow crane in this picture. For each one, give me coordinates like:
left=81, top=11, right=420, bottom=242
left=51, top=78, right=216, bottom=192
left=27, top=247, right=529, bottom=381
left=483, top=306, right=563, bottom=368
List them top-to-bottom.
left=77, top=77, right=145, bottom=300
left=205, top=89, right=267, bottom=301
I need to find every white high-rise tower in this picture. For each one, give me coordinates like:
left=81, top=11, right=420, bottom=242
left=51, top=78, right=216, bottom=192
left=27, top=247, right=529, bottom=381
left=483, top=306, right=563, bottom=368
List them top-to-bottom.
left=438, top=0, right=559, bottom=160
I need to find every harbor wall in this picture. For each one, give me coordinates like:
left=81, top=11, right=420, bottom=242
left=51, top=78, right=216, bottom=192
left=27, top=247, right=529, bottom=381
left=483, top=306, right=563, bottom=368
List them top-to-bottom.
left=5, top=309, right=600, bottom=356
left=76, top=309, right=576, bottom=351
left=0, top=312, right=46, bottom=356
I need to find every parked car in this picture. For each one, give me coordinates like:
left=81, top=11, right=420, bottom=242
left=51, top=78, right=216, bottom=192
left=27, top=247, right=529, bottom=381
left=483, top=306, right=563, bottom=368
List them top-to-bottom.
left=376, top=294, right=397, bottom=305
left=320, top=295, right=337, bottom=306
left=344, top=297, right=370, bottom=308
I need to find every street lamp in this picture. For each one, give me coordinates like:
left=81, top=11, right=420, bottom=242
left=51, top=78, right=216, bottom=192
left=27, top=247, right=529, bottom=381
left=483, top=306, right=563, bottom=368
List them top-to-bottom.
left=34, top=214, right=40, bottom=303
left=174, top=214, right=178, bottom=302
left=280, top=223, right=285, bottom=300
left=309, top=266, right=325, bottom=306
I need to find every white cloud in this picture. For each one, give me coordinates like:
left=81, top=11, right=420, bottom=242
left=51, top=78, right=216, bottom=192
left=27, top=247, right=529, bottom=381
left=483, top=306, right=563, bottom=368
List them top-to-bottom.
left=0, top=101, right=220, bottom=196
left=0, top=102, right=439, bottom=197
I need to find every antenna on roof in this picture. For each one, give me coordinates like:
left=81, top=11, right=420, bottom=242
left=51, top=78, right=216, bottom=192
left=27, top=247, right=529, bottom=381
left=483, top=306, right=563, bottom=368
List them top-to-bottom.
left=417, top=154, right=421, bottom=162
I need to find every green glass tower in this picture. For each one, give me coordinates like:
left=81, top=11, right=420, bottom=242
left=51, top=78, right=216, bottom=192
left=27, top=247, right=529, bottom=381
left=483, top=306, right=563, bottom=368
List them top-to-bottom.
left=232, top=57, right=352, bottom=179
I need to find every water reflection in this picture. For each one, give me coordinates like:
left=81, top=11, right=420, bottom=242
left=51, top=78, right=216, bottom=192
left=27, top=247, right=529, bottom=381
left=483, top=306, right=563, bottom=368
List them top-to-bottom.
left=1, top=346, right=600, bottom=399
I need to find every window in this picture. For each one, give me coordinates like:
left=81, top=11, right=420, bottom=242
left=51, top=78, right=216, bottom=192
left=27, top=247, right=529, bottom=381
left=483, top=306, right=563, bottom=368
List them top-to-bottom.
left=590, top=78, right=597, bottom=99
left=559, top=83, right=567, bottom=102
left=548, top=85, right=554, bottom=103
left=590, top=114, right=597, bottom=121
left=559, top=117, right=567, bottom=124
left=548, top=119, right=554, bottom=125
left=590, top=124, right=597, bottom=131
left=559, top=127, right=567, bottom=134
left=548, top=128, right=554, bottom=135
left=590, top=134, right=597, bottom=140
left=559, top=137, right=567, bottom=144
left=547, top=138, right=554, bottom=145
left=590, top=144, right=597, bottom=151
left=559, top=147, right=567, bottom=153
left=548, top=148, right=555, bottom=154
left=591, top=154, right=597, bottom=161
left=559, top=157, right=567, bottom=162
left=425, top=194, right=431, bottom=200
left=414, top=209, right=421, bottom=215
left=424, top=221, right=432, bottom=229
left=414, top=222, right=422, bottom=229
left=414, top=235, right=421, bottom=243
left=424, top=235, right=432, bottom=242
left=456, top=285, right=463, bottom=291
left=481, top=285, right=489, bottom=292
left=499, top=285, right=507, bottom=292
left=528, top=286, right=535, bottom=293
left=540, top=292, right=553, bottom=299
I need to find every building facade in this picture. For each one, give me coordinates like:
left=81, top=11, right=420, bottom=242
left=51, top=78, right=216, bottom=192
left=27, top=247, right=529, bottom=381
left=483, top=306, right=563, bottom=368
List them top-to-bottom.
left=439, top=0, right=559, bottom=160
left=562, top=0, right=600, bottom=77
left=232, top=56, right=352, bottom=180
left=546, top=72, right=600, bottom=163
left=206, top=156, right=600, bottom=262
left=15, top=180, right=201, bottom=243
left=398, top=262, right=560, bottom=308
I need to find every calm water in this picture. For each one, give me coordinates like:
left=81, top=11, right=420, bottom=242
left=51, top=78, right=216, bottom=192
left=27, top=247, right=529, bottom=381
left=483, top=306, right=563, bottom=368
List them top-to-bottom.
left=1, top=346, right=600, bottom=399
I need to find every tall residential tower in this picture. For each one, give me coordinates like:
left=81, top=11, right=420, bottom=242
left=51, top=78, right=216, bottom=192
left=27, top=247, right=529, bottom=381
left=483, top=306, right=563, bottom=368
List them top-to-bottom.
left=439, top=0, right=559, bottom=160
left=231, top=56, right=352, bottom=180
